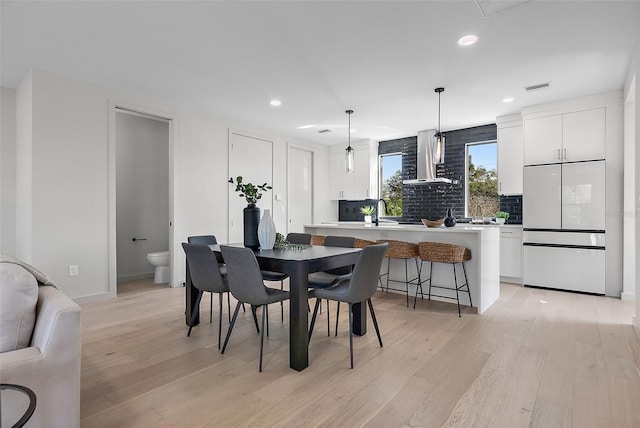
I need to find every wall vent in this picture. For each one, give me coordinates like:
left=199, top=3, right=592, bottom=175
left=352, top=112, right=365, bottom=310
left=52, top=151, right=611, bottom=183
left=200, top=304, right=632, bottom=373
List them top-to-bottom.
left=525, top=82, right=550, bottom=91
left=317, top=129, right=332, bottom=134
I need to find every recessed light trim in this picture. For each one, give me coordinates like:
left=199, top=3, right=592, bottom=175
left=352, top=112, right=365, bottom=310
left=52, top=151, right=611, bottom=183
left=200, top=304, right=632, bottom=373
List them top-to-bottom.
left=457, top=34, right=479, bottom=46
left=502, top=97, right=515, bottom=103
left=270, top=99, right=282, bottom=106
left=296, top=124, right=314, bottom=129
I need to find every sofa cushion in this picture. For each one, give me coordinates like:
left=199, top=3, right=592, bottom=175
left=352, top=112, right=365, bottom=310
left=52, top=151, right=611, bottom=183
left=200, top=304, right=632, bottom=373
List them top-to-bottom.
left=0, top=263, right=38, bottom=352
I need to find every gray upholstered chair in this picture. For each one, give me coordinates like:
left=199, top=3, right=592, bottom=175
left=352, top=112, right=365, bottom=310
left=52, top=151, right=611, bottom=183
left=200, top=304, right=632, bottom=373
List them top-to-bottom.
left=260, top=232, right=311, bottom=321
left=187, top=235, right=225, bottom=321
left=307, top=235, right=356, bottom=336
left=308, top=242, right=388, bottom=368
left=182, top=243, right=234, bottom=350
left=220, top=245, right=290, bottom=372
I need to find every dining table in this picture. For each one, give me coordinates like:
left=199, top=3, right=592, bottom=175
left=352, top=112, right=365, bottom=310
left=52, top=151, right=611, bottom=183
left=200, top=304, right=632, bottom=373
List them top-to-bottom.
left=185, top=243, right=363, bottom=371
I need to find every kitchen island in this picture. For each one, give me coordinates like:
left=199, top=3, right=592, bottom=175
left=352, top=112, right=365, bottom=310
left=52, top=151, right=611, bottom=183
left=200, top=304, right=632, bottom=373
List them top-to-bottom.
left=304, top=223, right=500, bottom=314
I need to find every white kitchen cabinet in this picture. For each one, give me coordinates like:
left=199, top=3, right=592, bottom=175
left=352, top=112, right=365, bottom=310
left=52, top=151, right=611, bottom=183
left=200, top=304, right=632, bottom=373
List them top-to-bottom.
left=523, top=108, right=606, bottom=165
left=562, top=108, right=606, bottom=162
left=497, top=122, right=523, bottom=195
left=329, top=145, right=371, bottom=200
left=500, top=227, right=522, bottom=281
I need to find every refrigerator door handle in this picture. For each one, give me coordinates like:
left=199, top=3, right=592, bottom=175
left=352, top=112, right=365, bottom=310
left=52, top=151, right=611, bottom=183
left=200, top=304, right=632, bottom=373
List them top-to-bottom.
left=563, top=148, right=567, bottom=160
left=557, top=149, right=561, bottom=160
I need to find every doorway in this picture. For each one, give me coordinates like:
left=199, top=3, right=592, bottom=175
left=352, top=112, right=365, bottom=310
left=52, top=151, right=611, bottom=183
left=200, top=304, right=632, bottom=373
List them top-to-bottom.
left=109, top=102, right=174, bottom=297
left=287, top=145, right=314, bottom=233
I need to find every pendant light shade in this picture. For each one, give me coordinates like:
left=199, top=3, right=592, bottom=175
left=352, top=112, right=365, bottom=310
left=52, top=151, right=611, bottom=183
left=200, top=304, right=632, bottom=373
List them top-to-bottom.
left=433, top=88, right=446, bottom=165
left=345, top=109, right=354, bottom=173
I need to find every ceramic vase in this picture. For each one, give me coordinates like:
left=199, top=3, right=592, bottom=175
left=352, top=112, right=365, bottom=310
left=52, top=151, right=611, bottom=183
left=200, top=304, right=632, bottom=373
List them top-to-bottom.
left=243, top=204, right=260, bottom=249
left=444, top=208, right=457, bottom=228
left=258, top=209, right=276, bottom=250
left=364, top=215, right=372, bottom=223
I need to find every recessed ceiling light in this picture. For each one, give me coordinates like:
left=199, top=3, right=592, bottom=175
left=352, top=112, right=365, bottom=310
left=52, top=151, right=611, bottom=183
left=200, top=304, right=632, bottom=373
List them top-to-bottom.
left=457, top=34, right=479, bottom=46
left=502, top=97, right=515, bottom=103
left=270, top=99, right=282, bottom=106
left=296, top=124, right=314, bottom=129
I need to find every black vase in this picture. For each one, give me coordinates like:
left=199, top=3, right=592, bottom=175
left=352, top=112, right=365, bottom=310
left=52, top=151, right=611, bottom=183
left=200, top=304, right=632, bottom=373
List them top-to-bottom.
left=243, top=204, right=260, bottom=249
left=444, top=208, right=457, bottom=228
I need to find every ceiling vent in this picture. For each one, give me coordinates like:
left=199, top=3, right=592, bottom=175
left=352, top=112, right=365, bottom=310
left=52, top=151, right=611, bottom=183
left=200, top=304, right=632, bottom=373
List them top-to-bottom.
left=525, top=82, right=550, bottom=92
left=317, top=129, right=332, bottom=134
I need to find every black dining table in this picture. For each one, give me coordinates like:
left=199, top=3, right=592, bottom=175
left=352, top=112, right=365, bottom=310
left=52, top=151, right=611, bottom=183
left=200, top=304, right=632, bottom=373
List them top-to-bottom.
left=185, top=243, right=364, bottom=371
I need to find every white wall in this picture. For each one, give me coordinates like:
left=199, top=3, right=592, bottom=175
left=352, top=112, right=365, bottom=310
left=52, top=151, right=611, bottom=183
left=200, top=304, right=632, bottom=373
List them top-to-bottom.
left=14, top=68, right=330, bottom=301
left=15, top=71, right=32, bottom=262
left=623, top=78, right=636, bottom=301
left=1, top=88, right=17, bottom=254
left=116, top=112, right=169, bottom=282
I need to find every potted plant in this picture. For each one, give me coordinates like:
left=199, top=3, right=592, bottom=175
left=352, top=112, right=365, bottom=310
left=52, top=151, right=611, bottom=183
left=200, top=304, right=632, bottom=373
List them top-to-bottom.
left=229, top=176, right=272, bottom=249
left=360, top=205, right=375, bottom=223
left=495, top=211, right=510, bottom=225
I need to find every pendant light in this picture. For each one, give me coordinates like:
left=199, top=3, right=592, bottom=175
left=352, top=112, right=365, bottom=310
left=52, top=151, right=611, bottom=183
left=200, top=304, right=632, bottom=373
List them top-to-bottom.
left=433, top=88, right=446, bottom=165
left=345, top=109, right=355, bottom=173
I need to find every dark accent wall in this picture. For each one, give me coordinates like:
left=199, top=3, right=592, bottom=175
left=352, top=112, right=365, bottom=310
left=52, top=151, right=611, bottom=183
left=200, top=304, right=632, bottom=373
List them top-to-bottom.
left=379, top=124, right=498, bottom=222
left=499, top=195, right=523, bottom=224
left=338, top=199, right=379, bottom=221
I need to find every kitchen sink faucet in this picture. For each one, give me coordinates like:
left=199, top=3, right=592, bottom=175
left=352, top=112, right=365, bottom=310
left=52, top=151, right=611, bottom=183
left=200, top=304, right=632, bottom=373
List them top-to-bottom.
left=374, top=199, right=388, bottom=226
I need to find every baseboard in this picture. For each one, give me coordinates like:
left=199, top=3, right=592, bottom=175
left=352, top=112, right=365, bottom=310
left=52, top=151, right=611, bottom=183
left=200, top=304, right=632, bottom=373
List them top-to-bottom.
left=117, top=272, right=154, bottom=283
left=500, top=276, right=523, bottom=284
left=621, top=291, right=636, bottom=301
left=73, top=292, right=114, bottom=305
left=633, top=316, right=640, bottom=341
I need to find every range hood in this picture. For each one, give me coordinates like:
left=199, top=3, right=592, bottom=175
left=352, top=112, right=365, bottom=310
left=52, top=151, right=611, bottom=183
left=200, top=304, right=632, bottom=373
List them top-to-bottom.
left=403, top=129, right=452, bottom=184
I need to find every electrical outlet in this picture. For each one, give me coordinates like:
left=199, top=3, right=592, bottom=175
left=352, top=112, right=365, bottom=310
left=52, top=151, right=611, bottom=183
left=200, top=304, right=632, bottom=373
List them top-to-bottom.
left=68, top=265, right=78, bottom=277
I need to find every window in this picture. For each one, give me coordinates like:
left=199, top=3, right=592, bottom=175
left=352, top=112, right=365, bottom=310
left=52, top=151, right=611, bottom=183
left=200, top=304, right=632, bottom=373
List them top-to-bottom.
left=466, top=141, right=499, bottom=218
left=379, top=153, right=403, bottom=217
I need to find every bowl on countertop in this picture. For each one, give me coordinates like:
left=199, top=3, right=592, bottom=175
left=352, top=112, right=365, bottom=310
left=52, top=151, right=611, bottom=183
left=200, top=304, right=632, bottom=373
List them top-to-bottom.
left=421, top=218, right=445, bottom=228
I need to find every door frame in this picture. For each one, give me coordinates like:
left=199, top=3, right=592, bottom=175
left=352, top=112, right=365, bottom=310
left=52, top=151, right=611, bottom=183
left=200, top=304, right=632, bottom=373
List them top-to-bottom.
left=108, top=99, right=178, bottom=297
left=287, top=143, right=315, bottom=235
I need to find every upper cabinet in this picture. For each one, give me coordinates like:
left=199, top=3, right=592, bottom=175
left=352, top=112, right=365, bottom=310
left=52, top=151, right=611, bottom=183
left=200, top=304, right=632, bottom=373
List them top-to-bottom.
left=524, top=108, right=605, bottom=165
left=497, top=114, right=523, bottom=195
left=329, top=142, right=373, bottom=200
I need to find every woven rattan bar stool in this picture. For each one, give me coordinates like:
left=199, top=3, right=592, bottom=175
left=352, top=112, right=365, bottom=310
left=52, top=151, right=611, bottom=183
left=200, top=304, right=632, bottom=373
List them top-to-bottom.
left=311, top=234, right=326, bottom=246
left=354, top=238, right=376, bottom=248
left=376, top=239, right=420, bottom=307
left=414, top=241, right=472, bottom=317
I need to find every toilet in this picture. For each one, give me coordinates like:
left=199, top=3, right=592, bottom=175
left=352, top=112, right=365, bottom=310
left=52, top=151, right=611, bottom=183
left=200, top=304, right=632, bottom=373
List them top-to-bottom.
left=146, top=251, right=170, bottom=284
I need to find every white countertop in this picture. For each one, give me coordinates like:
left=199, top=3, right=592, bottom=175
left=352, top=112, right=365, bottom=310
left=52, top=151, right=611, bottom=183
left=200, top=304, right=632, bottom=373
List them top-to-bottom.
left=305, top=222, right=521, bottom=233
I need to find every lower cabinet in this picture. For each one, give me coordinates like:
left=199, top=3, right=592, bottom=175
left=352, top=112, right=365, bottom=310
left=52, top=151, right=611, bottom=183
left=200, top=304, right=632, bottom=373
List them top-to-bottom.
left=500, top=227, right=522, bottom=282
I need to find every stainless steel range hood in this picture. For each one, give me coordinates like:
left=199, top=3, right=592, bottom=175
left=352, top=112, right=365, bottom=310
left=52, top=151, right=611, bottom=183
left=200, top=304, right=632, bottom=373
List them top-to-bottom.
left=403, top=129, right=452, bottom=184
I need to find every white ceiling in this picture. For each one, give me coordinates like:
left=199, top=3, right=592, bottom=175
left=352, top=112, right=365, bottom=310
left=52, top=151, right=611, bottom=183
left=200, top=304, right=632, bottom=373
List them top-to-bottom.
left=2, top=1, right=639, bottom=145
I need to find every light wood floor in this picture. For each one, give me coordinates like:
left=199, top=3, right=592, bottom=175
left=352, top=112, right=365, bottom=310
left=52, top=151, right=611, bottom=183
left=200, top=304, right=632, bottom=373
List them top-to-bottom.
left=80, top=280, right=640, bottom=427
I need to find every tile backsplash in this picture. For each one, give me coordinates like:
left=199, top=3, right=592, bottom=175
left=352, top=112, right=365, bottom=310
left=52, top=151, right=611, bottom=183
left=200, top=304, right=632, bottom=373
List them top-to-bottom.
left=499, top=195, right=523, bottom=224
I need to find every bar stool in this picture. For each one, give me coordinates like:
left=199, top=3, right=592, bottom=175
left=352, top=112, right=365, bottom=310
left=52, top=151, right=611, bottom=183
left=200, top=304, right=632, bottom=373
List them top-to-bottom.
left=311, top=234, right=326, bottom=246
left=376, top=239, right=420, bottom=307
left=414, top=241, right=472, bottom=317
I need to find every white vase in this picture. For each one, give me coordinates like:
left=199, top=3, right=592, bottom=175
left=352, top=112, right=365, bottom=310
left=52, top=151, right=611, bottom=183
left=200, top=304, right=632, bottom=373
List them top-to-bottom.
left=257, top=209, right=276, bottom=250
left=364, top=215, right=372, bottom=223
left=496, top=218, right=506, bottom=225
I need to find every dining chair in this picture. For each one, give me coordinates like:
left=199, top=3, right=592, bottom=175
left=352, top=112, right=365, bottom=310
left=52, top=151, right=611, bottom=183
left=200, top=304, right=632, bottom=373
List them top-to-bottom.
left=261, top=233, right=311, bottom=321
left=187, top=234, right=230, bottom=321
left=307, top=235, right=356, bottom=336
left=308, top=242, right=388, bottom=368
left=182, top=243, right=234, bottom=350
left=220, top=245, right=291, bottom=372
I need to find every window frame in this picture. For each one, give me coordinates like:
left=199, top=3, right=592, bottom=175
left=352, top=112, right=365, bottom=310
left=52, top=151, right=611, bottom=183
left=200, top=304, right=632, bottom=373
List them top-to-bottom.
left=465, top=139, right=498, bottom=218
left=378, top=152, right=403, bottom=219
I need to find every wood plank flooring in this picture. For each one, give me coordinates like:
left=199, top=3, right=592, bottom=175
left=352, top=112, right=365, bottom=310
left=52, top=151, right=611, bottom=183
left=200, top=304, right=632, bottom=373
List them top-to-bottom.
left=80, top=280, right=640, bottom=427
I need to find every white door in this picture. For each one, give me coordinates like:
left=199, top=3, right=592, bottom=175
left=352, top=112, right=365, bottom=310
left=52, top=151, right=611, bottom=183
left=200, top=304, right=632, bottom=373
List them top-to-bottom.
left=229, top=132, right=273, bottom=244
left=288, top=146, right=313, bottom=234
left=562, top=160, right=606, bottom=230
left=523, top=164, right=562, bottom=229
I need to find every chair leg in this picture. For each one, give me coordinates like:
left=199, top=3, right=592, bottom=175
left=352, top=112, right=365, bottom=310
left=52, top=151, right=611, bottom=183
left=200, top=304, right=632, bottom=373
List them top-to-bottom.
left=385, top=257, right=391, bottom=292
left=404, top=258, right=409, bottom=307
left=413, top=261, right=422, bottom=309
left=428, top=261, right=433, bottom=300
left=462, top=262, right=473, bottom=308
left=453, top=263, right=461, bottom=317
left=187, top=290, right=203, bottom=337
left=210, top=292, right=213, bottom=323
left=218, top=293, right=223, bottom=350
left=227, top=293, right=231, bottom=323
left=308, top=298, right=321, bottom=342
left=367, top=299, right=383, bottom=347
left=221, top=302, right=242, bottom=354
left=335, top=302, right=340, bottom=336
left=348, top=303, right=354, bottom=369
left=259, top=304, right=267, bottom=372
left=251, top=305, right=260, bottom=334
left=266, top=305, right=270, bottom=338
